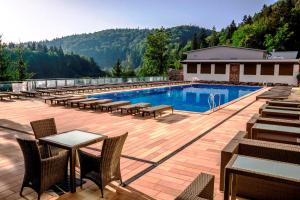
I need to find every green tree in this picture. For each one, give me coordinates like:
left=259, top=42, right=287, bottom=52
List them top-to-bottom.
left=264, top=23, right=294, bottom=51
left=207, top=26, right=219, bottom=47
left=139, top=27, right=170, bottom=76
left=191, top=33, right=198, bottom=50
left=0, top=36, right=11, bottom=81
left=15, top=46, right=31, bottom=80
left=111, top=59, right=122, bottom=77
left=122, top=65, right=136, bottom=77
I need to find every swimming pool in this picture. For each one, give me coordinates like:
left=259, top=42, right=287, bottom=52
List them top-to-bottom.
left=90, top=84, right=261, bottom=112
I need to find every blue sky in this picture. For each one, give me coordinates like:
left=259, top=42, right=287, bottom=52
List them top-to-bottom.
left=0, top=0, right=276, bottom=42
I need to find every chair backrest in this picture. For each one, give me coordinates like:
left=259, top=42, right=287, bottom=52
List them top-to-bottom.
left=30, top=118, right=57, bottom=139
left=100, top=132, right=128, bottom=185
left=16, top=137, right=42, bottom=180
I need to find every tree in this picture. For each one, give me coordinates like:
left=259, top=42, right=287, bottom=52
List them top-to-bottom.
left=264, top=23, right=294, bottom=51
left=207, top=26, right=219, bottom=47
left=139, top=27, right=170, bottom=76
left=198, top=31, right=208, bottom=48
left=191, top=33, right=198, bottom=50
left=0, top=35, right=11, bottom=81
left=16, top=46, right=31, bottom=80
left=111, top=59, right=122, bottom=77
left=122, top=65, right=136, bottom=77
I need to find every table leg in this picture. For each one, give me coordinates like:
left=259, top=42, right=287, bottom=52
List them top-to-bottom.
left=69, top=149, right=76, bottom=193
left=224, top=169, right=231, bottom=200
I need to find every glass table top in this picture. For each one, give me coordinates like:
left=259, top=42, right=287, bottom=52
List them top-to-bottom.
left=253, top=123, right=300, bottom=134
left=40, top=130, right=105, bottom=148
left=232, top=155, right=300, bottom=181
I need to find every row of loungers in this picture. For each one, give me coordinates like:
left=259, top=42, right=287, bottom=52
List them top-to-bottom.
left=193, top=80, right=290, bottom=86
left=35, top=81, right=190, bottom=96
left=0, top=91, right=31, bottom=100
left=43, top=95, right=174, bottom=118
left=219, top=98, right=300, bottom=200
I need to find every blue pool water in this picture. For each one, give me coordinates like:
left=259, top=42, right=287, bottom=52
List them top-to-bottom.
left=90, top=84, right=261, bottom=112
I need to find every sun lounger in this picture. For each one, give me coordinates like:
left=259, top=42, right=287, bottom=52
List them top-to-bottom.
left=20, top=91, right=38, bottom=97
left=5, top=92, right=26, bottom=99
left=0, top=93, right=11, bottom=100
left=43, top=95, right=73, bottom=104
left=53, top=96, right=85, bottom=105
left=67, top=98, right=97, bottom=107
left=79, top=99, right=113, bottom=109
left=267, top=100, right=300, bottom=107
left=98, top=101, right=131, bottom=112
left=118, top=103, right=151, bottom=114
left=259, top=104, right=300, bottom=114
left=141, top=105, right=173, bottom=118
left=261, top=108, right=300, bottom=120
left=247, top=114, right=300, bottom=138
left=251, top=123, right=300, bottom=145
left=220, top=132, right=300, bottom=199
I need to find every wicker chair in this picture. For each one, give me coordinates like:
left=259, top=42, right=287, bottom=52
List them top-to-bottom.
left=30, top=118, right=62, bottom=156
left=30, top=118, right=57, bottom=139
left=220, top=131, right=300, bottom=200
left=78, top=132, right=128, bottom=198
left=17, top=137, right=69, bottom=200
left=175, top=173, right=214, bottom=200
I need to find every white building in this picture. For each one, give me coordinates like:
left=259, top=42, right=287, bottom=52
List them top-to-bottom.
left=181, top=46, right=300, bottom=85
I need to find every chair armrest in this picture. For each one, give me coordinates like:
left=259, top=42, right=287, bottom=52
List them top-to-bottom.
left=78, top=149, right=101, bottom=176
left=41, top=150, right=69, bottom=176
left=175, top=173, right=214, bottom=200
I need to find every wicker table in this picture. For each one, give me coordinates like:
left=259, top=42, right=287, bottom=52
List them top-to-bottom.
left=39, top=130, right=107, bottom=193
left=224, top=154, right=300, bottom=200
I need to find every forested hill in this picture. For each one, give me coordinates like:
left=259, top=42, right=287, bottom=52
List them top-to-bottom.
left=217, top=0, right=300, bottom=53
left=40, top=26, right=211, bottom=69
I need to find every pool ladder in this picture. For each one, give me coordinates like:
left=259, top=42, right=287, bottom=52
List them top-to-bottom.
left=208, top=93, right=221, bottom=111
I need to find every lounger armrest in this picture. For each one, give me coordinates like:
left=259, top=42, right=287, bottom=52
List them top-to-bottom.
left=258, top=104, right=267, bottom=114
left=220, top=137, right=240, bottom=191
left=238, top=140, right=300, bottom=164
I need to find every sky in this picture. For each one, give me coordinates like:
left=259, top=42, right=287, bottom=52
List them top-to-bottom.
left=0, top=0, right=276, bottom=43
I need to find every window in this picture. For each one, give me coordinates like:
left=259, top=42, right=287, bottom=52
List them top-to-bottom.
left=187, top=63, right=197, bottom=73
left=201, top=63, right=211, bottom=74
left=215, top=63, right=226, bottom=74
left=244, top=63, right=257, bottom=75
left=261, top=63, right=274, bottom=75
left=279, top=63, right=294, bottom=76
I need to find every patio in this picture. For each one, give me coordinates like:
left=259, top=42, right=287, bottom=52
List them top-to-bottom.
left=0, top=87, right=268, bottom=200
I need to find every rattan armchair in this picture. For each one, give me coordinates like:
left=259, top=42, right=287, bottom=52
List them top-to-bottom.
left=30, top=118, right=62, bottom=156
left=30, top=118, right=58, bottom=139
left=220, top=131, right=300, bottom=200
left=78, top=132, right=128, bottom=198
left=17, top=137, right=69, bottom=200
left=175, top=173, right=214, bottom=200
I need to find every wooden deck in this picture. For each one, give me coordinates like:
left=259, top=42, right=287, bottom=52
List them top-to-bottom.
left=0, top=87, right=268, bottom=200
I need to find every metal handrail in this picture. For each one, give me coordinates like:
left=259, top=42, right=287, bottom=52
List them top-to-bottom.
left=208, top=93, right=221, bottom=111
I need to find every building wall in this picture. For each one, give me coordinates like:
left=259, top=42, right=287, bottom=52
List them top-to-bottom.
left=187, top=47, right=266, bottom=60
left=183, top=63, right=300, bottom=85
left=183, top=63, right=229, bottom=81
left=239, top=63, right=299, bottom=85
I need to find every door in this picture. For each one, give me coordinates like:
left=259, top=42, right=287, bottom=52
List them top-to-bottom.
left=229, top=64, right=240, bottom=83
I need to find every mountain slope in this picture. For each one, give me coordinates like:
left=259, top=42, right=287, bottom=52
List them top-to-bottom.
left=42, top=26, right=211, bottom=69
